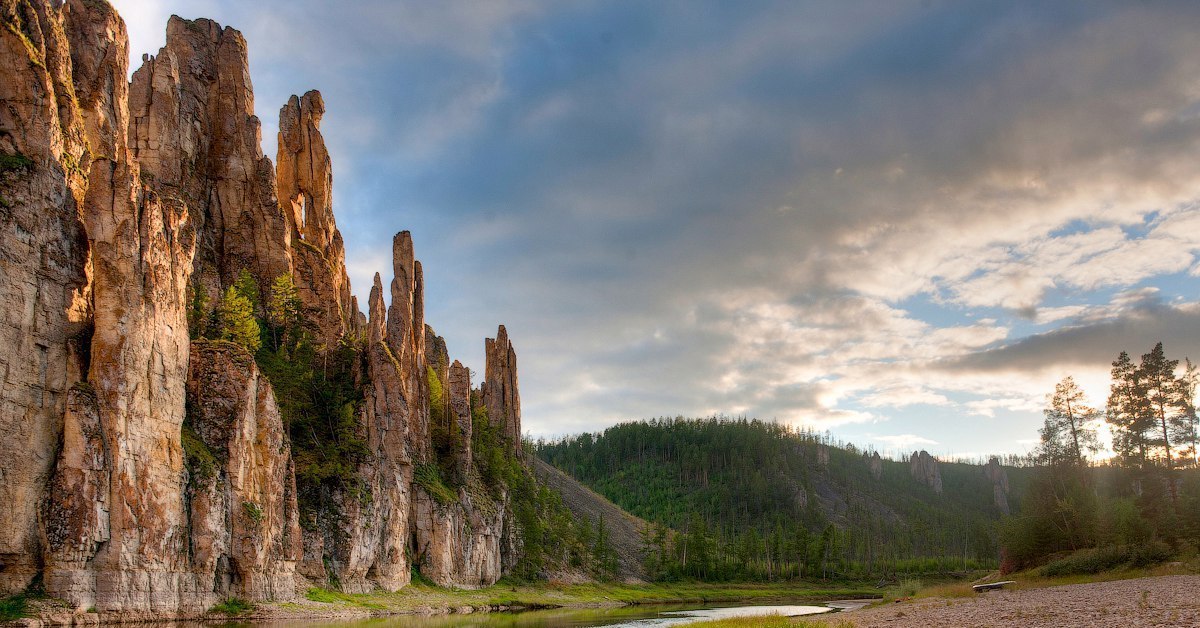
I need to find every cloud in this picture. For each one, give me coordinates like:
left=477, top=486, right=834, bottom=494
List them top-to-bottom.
left=106, top=1, right=1200, bottom=456
left=872, top=434, right=939, bottom=450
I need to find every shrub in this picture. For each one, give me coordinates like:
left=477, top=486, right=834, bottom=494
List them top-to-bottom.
left=210, top=597, right=253, bottom=615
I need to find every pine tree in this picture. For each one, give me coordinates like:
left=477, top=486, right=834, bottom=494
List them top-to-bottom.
left=266, top=273, right=301, bottom=347
left=1139, top=342, right=1191, bottom=501
left=1106, top=351, right=1152, bottom=467
left=1038, top=376, right=1100, bottom=466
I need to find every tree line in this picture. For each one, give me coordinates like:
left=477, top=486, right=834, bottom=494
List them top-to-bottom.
left=1002, top=342, right=1200, bottom=573
left=535, top=417, right=1008, bottom=581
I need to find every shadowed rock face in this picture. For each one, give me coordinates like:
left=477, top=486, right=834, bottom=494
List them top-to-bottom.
left=0, top=1, right=524, bottom=612
left=909, top=450, right=943, bottom=494
left=983, top=457, right=1010, bottom=515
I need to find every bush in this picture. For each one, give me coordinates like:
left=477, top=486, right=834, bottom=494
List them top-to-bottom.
left=1039, top=542, right=1173, bottom=577
left=0, top=594, right=29, bottom=621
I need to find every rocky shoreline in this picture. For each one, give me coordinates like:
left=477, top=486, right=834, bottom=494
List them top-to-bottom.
left=840, top=574, right=1200, bottom=628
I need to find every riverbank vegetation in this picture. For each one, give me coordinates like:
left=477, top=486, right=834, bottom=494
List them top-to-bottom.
left=1000, top=342, right=1200, bottom=573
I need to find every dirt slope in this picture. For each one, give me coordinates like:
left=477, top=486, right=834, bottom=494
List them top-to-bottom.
left=534, top=458, right=648, bottom=582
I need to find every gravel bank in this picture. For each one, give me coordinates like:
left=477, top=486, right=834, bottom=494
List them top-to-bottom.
left=838, top=575, right=1200, bottom=627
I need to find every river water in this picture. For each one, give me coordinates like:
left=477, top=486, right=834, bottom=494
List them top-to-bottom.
left=242, top=602, right=845, bottom=627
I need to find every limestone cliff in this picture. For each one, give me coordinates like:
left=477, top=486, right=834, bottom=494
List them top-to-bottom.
left=0, top=1, right=530, bottom=615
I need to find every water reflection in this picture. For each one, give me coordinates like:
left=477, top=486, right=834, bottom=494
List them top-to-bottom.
left=223, top=603, right=833, bottom=628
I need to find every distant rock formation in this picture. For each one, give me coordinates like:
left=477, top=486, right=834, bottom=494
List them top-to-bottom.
left=0, top=1, right=528, bottom=613
left=482, top=324, right=523, bottom=453
left=816, top=443, right=830, bottom=467
left=909, top=450, right=943, bottom=493
left=864, top=451, right=883, bottom=480
left=983, top=457, right=1011, bottom=515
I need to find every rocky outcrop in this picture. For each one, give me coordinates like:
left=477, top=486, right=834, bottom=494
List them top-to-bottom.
left=0, top=2, right=529, bottom=612
left=129, top=15, right=292, bottom=297
left=276, top=91, right=355, bottom=347
left=482, top=325, right=522, bottom=453
left=185, top=341, right=301, bottom=603
left=448, top=360, right=473, bottom=481
left=909, top=450, right=943, bottom=493
left=865, top=451, right=883, bottom=481
left=983, top=457, right=1010, bottom=515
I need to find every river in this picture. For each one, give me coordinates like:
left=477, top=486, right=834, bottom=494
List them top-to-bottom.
left=235, top=601, right=856, bottom=627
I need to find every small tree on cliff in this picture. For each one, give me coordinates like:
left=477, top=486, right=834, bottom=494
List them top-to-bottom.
left=266, top=273, right=302, bottom=348
left=217, top=285, right=261, bottom=354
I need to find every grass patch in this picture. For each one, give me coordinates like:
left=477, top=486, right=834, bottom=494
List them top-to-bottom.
left=305, top=588, right=386, bottom=610
left=0, top=594, right=29, bottom=621
left=210, top=597, right=253, bottom=615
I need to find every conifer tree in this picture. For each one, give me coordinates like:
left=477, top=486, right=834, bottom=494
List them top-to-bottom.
left=217, top=285, right=262, bottom=354
left=1106, top=351, right=1152, bottom=467
left=1039, top=376, right=1100, bottom=466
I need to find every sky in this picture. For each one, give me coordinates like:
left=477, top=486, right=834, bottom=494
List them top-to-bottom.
left=110, top=0, right=1200, bottom=460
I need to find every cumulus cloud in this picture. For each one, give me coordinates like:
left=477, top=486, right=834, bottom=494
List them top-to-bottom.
left=108, top=1, right=1200, bottom=455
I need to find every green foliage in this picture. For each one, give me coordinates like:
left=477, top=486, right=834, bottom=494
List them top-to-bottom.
left=0, top=151, right=33, bottom=174
left=232, top=269, right=261, bottom=309
left=266, top=273, right=302, bottom=346
left=187, top=282, right=210, bottom=339
left=216, top=286, right=261, bottom=353
left=256, top=333, right=368, bottom=517
left=1038, top=376, right=1102, bottom=466
left=538, top=417, right=1005, bottom=582
left=181, top=423, right=218, bottom=486
left=414, top=463, right=458, bottom=506
left=243, top=501, right=264, bottom=524
left=1038, top=543, right=1173, bottom=577
left=0, top=594, right=29, bottom=621
left=209, top=597, right=253, bottom=615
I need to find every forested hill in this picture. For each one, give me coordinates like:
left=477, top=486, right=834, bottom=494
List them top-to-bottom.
left=536, top=417, right=1033, bottom=579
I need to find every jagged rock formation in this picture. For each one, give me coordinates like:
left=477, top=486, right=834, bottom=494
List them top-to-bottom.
left=0, top=1, right=528, bottom=615
left=277, top=91, right=355, bottom=347
left=482, top=325, right=522, bottom=452
left=185, top=341, right=301, bottom=602
left=816, top=443, right=830, bottom=467
left=909, top=450, right=943, bottom=493
left=864, top=451, right=883, bottom=481
left=983, top=456, right=1011, bottom=515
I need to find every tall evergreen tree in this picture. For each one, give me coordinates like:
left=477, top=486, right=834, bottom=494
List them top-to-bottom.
left=1139, top=343, right=1193, bottom=501
left=1106, top=351, right=1152, bottom=467
left=1040, top=376, right=1101, bottom=466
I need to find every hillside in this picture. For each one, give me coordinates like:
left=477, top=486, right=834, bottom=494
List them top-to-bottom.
left=537, top=417, right=1033, bottom=579
left=533, top=458, right=649, bottom=581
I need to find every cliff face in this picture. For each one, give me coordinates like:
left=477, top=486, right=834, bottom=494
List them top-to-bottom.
left=0, top=1, right=525, bottom=614
left=909, top=450, right=943, bottom=493
left=983, top=457, right=1010, bottom=515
